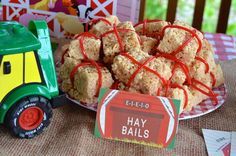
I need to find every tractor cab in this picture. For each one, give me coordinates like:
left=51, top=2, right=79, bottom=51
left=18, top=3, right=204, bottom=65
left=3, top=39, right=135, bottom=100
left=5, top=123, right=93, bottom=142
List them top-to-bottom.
left=0, top=20, right=59, bottom=138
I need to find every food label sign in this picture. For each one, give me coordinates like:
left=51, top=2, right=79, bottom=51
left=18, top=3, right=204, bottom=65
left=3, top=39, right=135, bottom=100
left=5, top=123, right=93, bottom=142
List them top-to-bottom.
left=94, top=89, right=181, bottom=149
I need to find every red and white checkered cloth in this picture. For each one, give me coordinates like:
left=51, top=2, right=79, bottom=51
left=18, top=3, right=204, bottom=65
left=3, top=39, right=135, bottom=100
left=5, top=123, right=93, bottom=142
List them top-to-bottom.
left=205, top=33, right=236, bottom=61
left=179, top=84, right=227, bottom=120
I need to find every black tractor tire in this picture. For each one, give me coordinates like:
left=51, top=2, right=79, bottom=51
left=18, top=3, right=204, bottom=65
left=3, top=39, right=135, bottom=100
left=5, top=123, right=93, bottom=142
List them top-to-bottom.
left=4, top=96, right=52, bottom=139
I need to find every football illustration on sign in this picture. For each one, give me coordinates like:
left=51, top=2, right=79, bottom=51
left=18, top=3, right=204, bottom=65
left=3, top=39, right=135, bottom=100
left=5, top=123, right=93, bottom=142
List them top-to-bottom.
left=96, top=89, right=180, bottom=148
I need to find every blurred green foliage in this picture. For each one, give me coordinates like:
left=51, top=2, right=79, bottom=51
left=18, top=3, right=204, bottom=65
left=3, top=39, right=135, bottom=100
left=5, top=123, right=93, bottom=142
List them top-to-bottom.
left=145, top=0, right=236, bottom=35
left=145, top=0, right=167, bottom=20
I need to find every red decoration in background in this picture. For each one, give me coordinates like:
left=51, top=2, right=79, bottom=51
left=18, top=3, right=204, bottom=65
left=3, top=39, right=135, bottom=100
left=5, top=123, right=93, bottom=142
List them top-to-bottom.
left=1, top=0, right=117, bottom=38
left=9, top=0, right=21, bottom=4
left=91, top=0, right=113, bottom=16
left=3, top=6, right=7, bottom=20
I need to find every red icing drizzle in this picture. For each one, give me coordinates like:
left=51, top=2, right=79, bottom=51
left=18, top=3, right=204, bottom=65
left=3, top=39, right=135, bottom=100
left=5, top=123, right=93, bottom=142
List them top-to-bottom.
left=63, top=18, right=219, bottom=107
left=85, top=18, right=112, bottom=32
left=134, top=19, right=165, bottom=38
left=134, top=19, right=164, bottom=28
left=142, top=19, right=147, bottom=35
left=121, top=21, right=218, bottom=108
left=113, top=25, right=125, bottom=52
left=161, top=25, right=202, bottom=53
left=101, top=26, right=138, bottom=53
left=69, top=32, right=103, bottom=97
left=74, top=32, right=100, bottom=40
left=75, top=32, right=100, bottom=60
left=171, top=35, right=194, bottom=55
left=61, top=48, right=69, bottom=64
left=120, top=52, right=166, bottom=85
left=121, top=52, right=190, bottom=109
left=156, top=53, right=191, bottom=84
left=127, top=56, right=156, bottom=88
left=195, top=56, right=210, bottom=73
left=195, top=56, right=216, bottom=87
left=195, top=56, right=216, bottom=86
left=70, top=61, right=102, bottom=96
left=70, top=62, right=91, bottom=81
left=166, top=64, right=188, bottom=109
left=169, top=64, right=179, bottom=80
left=210, top=72, right=216, bottom=87
left=191, top=78, right=218, bottom=104
left=110, top=81, right=119, bottom=89
left=171, top=83, right=188, bottom=109
left=156, top=87, right=162, bottom=96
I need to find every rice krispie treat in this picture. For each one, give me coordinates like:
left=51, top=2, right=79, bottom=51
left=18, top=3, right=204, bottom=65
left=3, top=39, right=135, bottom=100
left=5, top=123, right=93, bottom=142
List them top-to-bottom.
left=88, top=15, right=120, bottom=37
left=58, top=16, right=225, bottom=113
left=134, top=20, right=169, bottom=39
left=157, top=20, right=204, bottom=66
left=102, top=22, right=141, bottom=63
left=67, top=33, right=101, bottom=61
left=140, top=35, right=158, bottom=54
left=190, top=39, right=224, bottom=88
left=197, top=39, right=216, bottom=70
left=198, top=39, right=224, bottom=87
left=188, top=47, right=220, bottom=108
left=112, top=50, right=172, bottom=95
left=112, top=50, right=149, bottom=83
left=112, top=50, right=196, bottom=112
left=155, top=54, right=191, bottom=85
left=59, top=55, right=80, bottom=94
left=59, top=56, right=80, bottom=80
left=139, top=57, right=172, bottom=95
left=211, top=64, right=224, bottom=87
left=72, top=65, right=114, bottom=104
left=170, top=67, right=187, bottom=85
left=189, top=77, right=215, bottom=107
left=61, top=79, right=73, bottom=93
left=166, top=85, right=193, bottom=112
left=189, top=89, right=208, bottom=107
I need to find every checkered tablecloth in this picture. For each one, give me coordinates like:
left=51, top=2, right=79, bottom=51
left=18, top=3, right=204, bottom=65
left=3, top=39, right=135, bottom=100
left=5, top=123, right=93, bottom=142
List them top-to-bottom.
left=205, top=33, right=236, bottom=61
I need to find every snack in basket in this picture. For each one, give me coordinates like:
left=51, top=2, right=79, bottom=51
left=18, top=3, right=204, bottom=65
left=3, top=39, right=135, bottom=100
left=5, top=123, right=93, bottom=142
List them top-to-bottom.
left=88, top=15, right=120, bottom=37
left=58, top=16, right=224, bottom=113
left=134, top=19, right=169, bottom=40
left=101, top=21, right=141, bottom=63
left=157, top=21, right=204, bottom=66
left=59, top=32, right=114, bottom=104
left=67, top=33, right=101, bottom=61
left=140, top=35, right=158, bottom=54
left=60, top=61, right=114, bottom=104
left=70, top=64, right=114, bottom=104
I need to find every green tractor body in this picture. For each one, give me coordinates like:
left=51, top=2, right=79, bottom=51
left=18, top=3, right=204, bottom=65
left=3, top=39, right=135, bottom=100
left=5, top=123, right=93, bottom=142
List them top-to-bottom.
left=0, top=20, right=60, bottom=138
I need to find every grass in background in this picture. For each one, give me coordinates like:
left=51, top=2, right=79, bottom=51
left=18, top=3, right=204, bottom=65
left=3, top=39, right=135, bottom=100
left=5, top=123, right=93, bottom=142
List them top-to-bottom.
left=145, top=0, right=236, bottom=35
left=145, top=0, right=167, bottom=20
left=176, top=0, right=195, bottom=25
left=202, top=0, right=221, bottom=33
left=227, top=0, right=236, bottom=35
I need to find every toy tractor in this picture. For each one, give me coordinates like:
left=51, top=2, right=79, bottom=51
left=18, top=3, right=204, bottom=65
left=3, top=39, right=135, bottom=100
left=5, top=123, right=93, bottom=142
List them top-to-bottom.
left=0, top=20, right=65, bottom=138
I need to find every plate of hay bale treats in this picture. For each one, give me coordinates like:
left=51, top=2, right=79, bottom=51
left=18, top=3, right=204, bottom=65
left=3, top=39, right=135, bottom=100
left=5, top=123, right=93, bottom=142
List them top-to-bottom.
left=58, top=16, right=226, bottom=120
